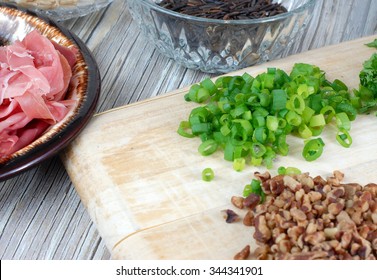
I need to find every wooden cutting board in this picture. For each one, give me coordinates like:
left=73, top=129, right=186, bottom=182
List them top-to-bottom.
left=61, top=36, right=377, bottom=260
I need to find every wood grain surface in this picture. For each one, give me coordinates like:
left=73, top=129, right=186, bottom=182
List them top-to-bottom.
left=0, top=0, right=376, bottom=260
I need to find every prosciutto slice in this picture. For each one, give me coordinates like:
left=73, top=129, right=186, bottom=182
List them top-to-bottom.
left=0, top=30, right=77, bottom=159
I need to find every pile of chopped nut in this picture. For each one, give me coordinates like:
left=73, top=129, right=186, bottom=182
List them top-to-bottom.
left=229, top=170, right=377, bottom=260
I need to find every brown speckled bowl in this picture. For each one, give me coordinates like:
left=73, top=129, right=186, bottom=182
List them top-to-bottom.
left=0, top=3, right=100, bottom=181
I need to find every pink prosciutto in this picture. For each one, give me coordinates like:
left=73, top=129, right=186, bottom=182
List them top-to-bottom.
left=0, top=30, right=77, bottom=159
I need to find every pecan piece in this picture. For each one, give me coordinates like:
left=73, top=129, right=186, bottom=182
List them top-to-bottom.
left=284, top=176, right=302, bottom=192
left=243, top=193, right=260, bottom=209
left=231, top=196, right=244, bottom=209
left=290, top=208, right=307, bottom=221
left=222, top=209, right=240, bottom=223
left=243, top=210, right=254, bottom=226
left=253, top=215, right=272, bottom=243
left=234, top=245, right=250, bottom=260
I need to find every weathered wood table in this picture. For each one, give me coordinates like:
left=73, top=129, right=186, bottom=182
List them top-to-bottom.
left=1, top=0, right=376, bottom=259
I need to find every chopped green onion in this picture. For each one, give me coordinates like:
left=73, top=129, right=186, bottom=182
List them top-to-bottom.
left=179, top=63, right=360, bottom=169
left=200, top=78, right=217, bottom=95
left=332, top=79, right=348, bottom=91
left=297, top=83, right=315, bottom=98
left=187, top=84, right=201, bottom=102
left=196, top=88, right=210, bottom=103
left=271, top=89, right=287, bottom=112
left=287, top=94, right=305, bottom=114
left=320, top=105, right=336, bottom=123
left=301, top=106, right=315, bottom=124
left=286, top=111, right=302, bottom=126
left=336, top=112, right=351, bottom=131
left=309, top=114, right=326, bottom=128
left=253, top=115, right=266, bottom=127
left=266, top=115, right=278, bottom=131
left=177, top=121, right=195, bottom=138
left=191, top=123, right=211, bottom=135
left=220, top=124, right=231, bottom=136
left=298, top=124, right=312, bottom=139
left=253, top=127, right=267, bottom=143
left=336, top=128, right=353, bottom=148
left=275, top=134, right=289, bottom=156
left=302, top=138, right=325, bottom=162
left=198, top=139, right=218, bottom=156
left=250, top=142, right=267, bottom=158
left=263, top=147, right=276, bottom=169
left=250, top=156, right=263, bottom=166
left=233, top=157, right=246, bottom=172
left=277, top=166, right=286, bottom=175
left=278, top=166, right=301, bottom=175
left=286, top=167, right=301, bottom=175
left=202, top=168, right=214, bottom=182
left=243, top=179, right=261, bottom=197
left=251, top=179, right=262, bottom=194
left=243, top=184, right=252, bottom=197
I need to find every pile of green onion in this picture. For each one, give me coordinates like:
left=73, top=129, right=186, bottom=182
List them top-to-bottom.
left=178, top=63, right=358, bottom=169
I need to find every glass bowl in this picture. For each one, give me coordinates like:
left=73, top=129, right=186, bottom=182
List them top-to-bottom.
left=1, top=0, right=114, bottom=21
left=127, top=0, right=317, bottom=73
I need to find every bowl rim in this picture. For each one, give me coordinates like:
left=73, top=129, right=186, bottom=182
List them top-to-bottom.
left=134, top=0, right=317, bottom=24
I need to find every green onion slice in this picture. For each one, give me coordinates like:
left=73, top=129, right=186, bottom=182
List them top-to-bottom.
left=177, top=121, right=194, bottom=138
left=336, top=128, right=353, bottom=148
left=302, top=138, right=325, bottom=161
left=198, top=139, right=218, bottom=156
left=233, top=157, right=246, bottom=172
left=202, top=168, right=214, bottom=182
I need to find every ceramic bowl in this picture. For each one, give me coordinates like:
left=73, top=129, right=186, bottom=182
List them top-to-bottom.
left=0, top=3, right=100, bottom=181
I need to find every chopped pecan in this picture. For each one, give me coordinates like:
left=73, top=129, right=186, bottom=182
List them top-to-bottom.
left=232, top=171, right=377, bottom=260
left=254, top=171, right=271, bottom=182
left=296, top=173, right=314, bottom=189
left=269, top=175, right=285, bottom=195
left=313, top=175, right=327, bottom=187
left=284, top=176, right=302, bottom=192
left=341, top=183, right=362, bottom=199
left=364, top=183, right=377, bottom=196
left=308, top=191, right=323, bottom=203
left=243, top=193, right=260, bottom=209
left=231, top=196, right=244, bottom=209
left=328, top=202, right=344, bottom=216
left=290, top=208, right=306, bottom=221
left=222, top=209, right=240, bottom=223
left=243, top=210, right=254, bottom=226
left=372, top=213, right=377, bottom=224
left=253, top=215, right=272, bottom=243
left=306, top=222, right=318, bottom=234
left=324, top=227, right=338, bottom=239
left=304, top=231, right=326, bottom=246
left=372, top=238, right=377, bottom=251
left=278, top=239, right=292, bottom=253
left=358, top=244, right=372, bottom=259
left=233, top=245, right=250, bottom=260
left=289, top=251, right=329, bottom=260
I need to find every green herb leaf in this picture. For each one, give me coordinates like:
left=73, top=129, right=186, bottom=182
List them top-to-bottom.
left=365, top=39, right=377, bottom=49
left=357, top=53, right=377, bottom=112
